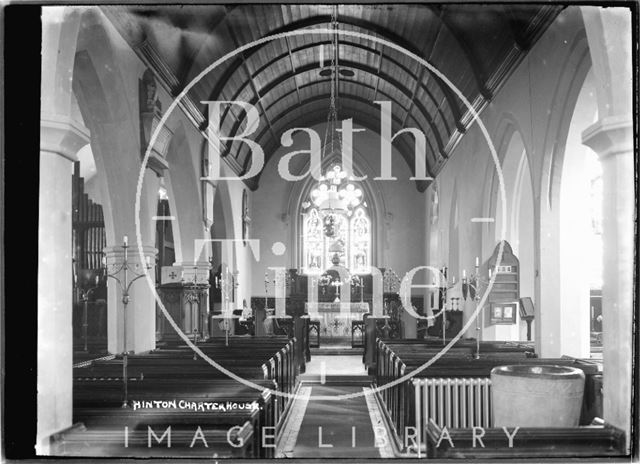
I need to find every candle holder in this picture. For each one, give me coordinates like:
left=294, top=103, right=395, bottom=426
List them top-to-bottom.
left=102, top=236, right=153, bottom=408
left=461, top=260, right=491, bottom=359
left=211, top=266, right=235, bottom=346
left=438, top=266, right=458, bottom=347
left=264, top=271, right=270, bottom=310
left=77, top=274, right=101, bottom=353
left=350, top=275, right=364, bottom=302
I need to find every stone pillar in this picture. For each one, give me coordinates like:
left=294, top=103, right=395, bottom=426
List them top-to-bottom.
left=582, top=116, right=633, bottom=449
left=37, top=117, right=88, bottom=453
left=535, top=205, right=562, bottom=358
left=104, top=244, right=157, bottom=354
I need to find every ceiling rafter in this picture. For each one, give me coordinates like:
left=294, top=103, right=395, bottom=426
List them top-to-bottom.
left=108, top=4, right=563, bottom=191
left=205, top=15, right=465, bottom=134
left=226, top=27, right=278, bottom=146
left=284, top=36, right=302, bottom=105
left=245, top=38, right=454, bottom=135
left=373, top=48, right=383, bottom=102
left=223, top=58, right=446, bottom=161
left=402, top=66, right=426, bottom=128
left=255, top=77, right=441, bottom=163
left=250, top=92, right=439, bottom=179
left=246, top=100, right=435, bottom=192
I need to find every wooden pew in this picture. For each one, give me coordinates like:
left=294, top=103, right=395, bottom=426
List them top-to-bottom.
left=66, top=337, right=298, bottom=458
left=370, top=338, right=534, bottom=375
left=375, top=339, right=536, bottom=435
left=374, top=340, right=600, bottom=452
left=72, top=377, right=277, bottom=458
left=73, top=378, right=274, bottom=457
left=423, top=420, right=625, bottom=458
left=51, top=421, right=255, bottom=457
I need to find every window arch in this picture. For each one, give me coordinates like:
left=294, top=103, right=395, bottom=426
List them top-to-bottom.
left=301, top=164, right=372, bottom=274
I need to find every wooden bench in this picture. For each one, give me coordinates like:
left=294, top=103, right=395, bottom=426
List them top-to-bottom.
left=65, top=338, right=299, bottom=458
left=373, top=340, right=600, bottom=452
left=72, top=378, right=277, bottom=458
left=423, top=420, right=625, bottom=458
left=51, top=421, right=255, bottom=457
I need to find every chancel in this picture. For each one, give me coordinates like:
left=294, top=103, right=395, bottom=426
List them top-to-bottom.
left=37, top=3, right=634, bottom=460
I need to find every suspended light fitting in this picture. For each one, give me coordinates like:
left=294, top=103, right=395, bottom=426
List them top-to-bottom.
left=307, top=7, right=363, bottom=236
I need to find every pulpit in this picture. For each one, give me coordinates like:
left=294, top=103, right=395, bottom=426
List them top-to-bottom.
left=157, top=284, right=209, bottom=344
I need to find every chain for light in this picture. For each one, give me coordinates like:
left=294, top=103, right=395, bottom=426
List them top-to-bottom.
left=323, top=5, right=340, bottom=159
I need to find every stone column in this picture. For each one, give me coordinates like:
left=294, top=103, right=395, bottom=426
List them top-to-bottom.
left=582, top=115, right=633, bottom=449
left=37, top=116, right=89, bottom=453
left=104, top=244, right=157, bottom=354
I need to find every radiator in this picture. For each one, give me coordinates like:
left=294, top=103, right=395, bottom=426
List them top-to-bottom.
left=413, top=378, right=493, bottom=430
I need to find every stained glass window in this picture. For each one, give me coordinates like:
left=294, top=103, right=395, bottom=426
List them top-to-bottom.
left=302, top=167, right=371, bottom=274
left=350, top=208, right=370, bottom=273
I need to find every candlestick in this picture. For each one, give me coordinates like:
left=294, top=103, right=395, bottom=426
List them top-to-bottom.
left=123, top=235, right=128, bottom=247
left=102, top=244, right=153, bottom=407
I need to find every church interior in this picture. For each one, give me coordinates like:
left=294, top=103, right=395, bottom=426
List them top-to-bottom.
left=37, top=3, right=635, bottom=459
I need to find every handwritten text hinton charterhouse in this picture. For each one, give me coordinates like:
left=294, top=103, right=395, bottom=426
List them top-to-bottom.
left=131, top=400, right=260, bottom=412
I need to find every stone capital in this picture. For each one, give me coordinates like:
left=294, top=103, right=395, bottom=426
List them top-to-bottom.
left=40, top=113, right=90, bottom=162
left=581, top=115, right=633, bottom=160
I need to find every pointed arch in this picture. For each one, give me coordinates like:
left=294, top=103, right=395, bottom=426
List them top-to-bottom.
left=286, top=139, right=388, bottom=271
left=300, top=163, right=372, bottom=274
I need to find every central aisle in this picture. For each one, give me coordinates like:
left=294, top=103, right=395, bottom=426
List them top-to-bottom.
left=278, top=355, right=394, bottom=458
left=290, top=385, right=381, bottom=458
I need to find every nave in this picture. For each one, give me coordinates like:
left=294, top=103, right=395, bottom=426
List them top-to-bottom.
left=36, top=3, right=634, bottom=461
left=55, top=329, right=622, bottom=458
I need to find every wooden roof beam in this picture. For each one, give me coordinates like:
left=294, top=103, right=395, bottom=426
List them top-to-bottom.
left=284, top=36, right=302, bottom=106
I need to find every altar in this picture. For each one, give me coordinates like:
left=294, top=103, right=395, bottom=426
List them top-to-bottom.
left=305, top=302, right=369, bottom=338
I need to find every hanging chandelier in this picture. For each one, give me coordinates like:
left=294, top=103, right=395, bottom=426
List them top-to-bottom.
left=307, top=7, right=363, bottom=236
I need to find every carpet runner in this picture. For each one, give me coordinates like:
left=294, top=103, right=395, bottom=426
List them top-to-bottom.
left=279, top=385, right=393, bottom=458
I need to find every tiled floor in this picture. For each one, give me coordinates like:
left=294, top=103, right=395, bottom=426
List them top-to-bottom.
left=304, top=355, right=368, bottom=376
